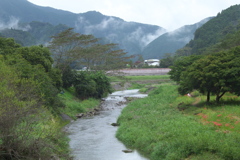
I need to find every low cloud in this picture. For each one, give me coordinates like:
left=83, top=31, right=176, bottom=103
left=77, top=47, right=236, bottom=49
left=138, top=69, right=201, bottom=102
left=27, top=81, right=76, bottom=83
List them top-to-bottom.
left=75, top=15, right=166, bottom=50
left=0, top=16, right=31, bottom=31
left=75, top=16, right=132, bottom=34
left=140, top=28, right=166, bottom=46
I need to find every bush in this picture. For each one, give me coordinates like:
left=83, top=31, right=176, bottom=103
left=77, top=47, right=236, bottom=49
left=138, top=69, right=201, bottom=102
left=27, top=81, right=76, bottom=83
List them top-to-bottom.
left=0, top=61, right=70, bottom=159
left=62, top=65, right=76, bottom=88
left=74, top=71, right=112, bottom=99
left=90, top=71, right=113, bottom=98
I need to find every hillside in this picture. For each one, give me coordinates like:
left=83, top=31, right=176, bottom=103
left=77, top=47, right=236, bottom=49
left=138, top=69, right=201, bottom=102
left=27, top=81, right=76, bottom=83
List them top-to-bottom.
left=0, top=0, right=166, bottom=56
left=184, top=4, right=240, bottom=55
left=141, top=17, right=212, bottom=59
left=0, top=22, right=68, bottom=46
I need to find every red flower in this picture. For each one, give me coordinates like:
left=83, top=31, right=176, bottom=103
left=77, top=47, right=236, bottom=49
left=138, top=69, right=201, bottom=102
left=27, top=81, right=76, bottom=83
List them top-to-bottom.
left=217, top=114, right=222, bottom=117
left=203, top=115, right=208, bottom=119
left=213, top=122, right=222, bottom=126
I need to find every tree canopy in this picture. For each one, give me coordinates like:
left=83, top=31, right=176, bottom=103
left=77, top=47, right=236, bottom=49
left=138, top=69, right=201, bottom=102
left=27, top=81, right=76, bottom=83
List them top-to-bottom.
left=48, top=28, right=131, bottom=73
left=170, top=46, right=240, bottom=102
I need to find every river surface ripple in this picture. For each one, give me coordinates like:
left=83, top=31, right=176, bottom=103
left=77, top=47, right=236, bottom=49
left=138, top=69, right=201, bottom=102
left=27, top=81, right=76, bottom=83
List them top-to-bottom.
left=66, top=89, right=149, bottom=160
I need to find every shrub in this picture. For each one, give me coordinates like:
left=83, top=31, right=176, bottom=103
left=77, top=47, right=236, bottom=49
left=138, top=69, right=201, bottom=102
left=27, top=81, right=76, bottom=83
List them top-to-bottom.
left=0, top=61, right=70, bottom=159
left=62, top=65, right=76, bottom=88
left=74, top=71, right=112, bottom=99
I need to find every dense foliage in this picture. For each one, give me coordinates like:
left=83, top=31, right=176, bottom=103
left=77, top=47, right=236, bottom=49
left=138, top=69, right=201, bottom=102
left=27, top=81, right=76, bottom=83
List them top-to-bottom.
left=184, top=4, right=240, bottom=55
left=160, top=5, right=240, bottom=68
left=168, top=5, right=240, bottom=102
left=0, top=27, right=122, bottom=157
left=48, top=28, right=131, bottom=73
left=0, top=37, right=71, bottom=159
left=170, top=46, right=240, bottom=102
left=75, top=71, right=112, bottom=99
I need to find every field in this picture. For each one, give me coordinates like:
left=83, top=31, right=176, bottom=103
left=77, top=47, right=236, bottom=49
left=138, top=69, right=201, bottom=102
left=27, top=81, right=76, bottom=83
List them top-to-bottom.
left=115, top=75, right=240, bottom=160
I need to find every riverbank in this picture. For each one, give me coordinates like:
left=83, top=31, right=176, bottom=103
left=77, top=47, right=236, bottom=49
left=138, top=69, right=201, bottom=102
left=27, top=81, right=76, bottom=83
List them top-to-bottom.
left=116, top=83, right=240, bottom=160
left=58, top=88, right=101, bottom=120
left=66, top=89, right=148, bottom=160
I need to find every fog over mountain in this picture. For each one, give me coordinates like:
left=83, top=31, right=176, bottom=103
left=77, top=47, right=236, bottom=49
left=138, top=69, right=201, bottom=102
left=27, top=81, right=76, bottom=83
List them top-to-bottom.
left=0, top=0, right=211, bottom=59
left=0, top=0, right=167, bottom=57
left=141, top=17, right=212, bottom=59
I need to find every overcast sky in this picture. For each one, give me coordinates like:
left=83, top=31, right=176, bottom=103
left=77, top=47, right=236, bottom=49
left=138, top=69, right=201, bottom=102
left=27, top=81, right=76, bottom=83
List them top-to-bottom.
left=27, top=0, right=240, bottom=31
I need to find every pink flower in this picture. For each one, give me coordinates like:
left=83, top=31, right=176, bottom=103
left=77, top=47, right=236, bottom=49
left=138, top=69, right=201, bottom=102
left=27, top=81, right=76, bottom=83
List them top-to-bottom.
left=217, top=114, right=222, bottom=117
left=203, top=115, right=208, bottom=119
left=213, top=122, right=222, bottom=126
left=225, top=124, right=230, bottom=127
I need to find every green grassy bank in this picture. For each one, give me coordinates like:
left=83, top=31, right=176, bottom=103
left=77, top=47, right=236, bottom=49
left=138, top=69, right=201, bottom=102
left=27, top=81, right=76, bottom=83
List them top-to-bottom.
left=116, top=83, right=240, bottom=160
left=58, top=87, right=100, bottom=120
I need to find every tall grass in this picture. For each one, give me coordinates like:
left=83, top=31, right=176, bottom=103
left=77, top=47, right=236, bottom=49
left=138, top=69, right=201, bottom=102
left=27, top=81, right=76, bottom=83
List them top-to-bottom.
left=116, top=84, right=240, bottom=160
left=58, top=88, right=100, bottom=119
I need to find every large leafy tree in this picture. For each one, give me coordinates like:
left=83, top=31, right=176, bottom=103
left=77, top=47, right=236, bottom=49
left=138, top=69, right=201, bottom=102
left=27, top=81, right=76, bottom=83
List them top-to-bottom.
left=48, top=28, right=98, bottom=73
left=48, top=28, right=131, bottom=72
left=0, top=37, right=63, bottom=109
left=0, top=37, right=21, bottom=55
left=87, top=43, right=130, bottom=71
left=15, top=45, right=53, bottom=72
left=174, top=46, right=240, bottom=102
left=169, top=55, right=202, bottom=82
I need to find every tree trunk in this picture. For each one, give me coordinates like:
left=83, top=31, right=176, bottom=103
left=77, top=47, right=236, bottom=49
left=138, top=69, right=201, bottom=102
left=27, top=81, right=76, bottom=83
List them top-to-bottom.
left=206, top=91, right=210, bottom=102
left=216, top=91, right=226, bottom=103
left=216, top=95, right=220, bottom=103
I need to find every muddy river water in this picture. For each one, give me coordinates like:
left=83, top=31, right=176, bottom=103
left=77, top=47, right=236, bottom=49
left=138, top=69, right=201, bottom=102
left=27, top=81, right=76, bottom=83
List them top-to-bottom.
left=66, top=89, right=149, bottom=160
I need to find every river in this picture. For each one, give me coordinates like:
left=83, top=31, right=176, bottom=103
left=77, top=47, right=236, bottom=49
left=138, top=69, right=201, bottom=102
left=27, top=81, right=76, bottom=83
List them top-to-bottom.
left=66, top=89, right=149, bottom=160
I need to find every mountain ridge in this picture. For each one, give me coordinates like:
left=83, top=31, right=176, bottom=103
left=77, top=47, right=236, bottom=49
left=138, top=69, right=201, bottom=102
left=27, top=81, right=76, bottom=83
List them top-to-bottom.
left=0, top=0, right=167, bottom=57
left=0, top=0, right=214, bottom=59
left=141, top=17, right=212, bottom=59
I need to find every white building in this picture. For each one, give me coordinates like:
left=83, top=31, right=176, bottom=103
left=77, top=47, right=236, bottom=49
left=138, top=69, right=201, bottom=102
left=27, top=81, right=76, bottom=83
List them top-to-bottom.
left=144, top=59, right=160, bottom=66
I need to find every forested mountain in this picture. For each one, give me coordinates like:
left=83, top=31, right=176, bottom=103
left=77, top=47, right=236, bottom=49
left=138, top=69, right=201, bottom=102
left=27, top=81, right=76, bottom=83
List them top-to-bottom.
left=0, top=0, right=166, bottom=56
left=0, top=0, right=78, bottom=26
left=169, top=4, right=240, bottom=103
left=184, top=4, right=240, bottom=55
left=141, top=17, right=212, bottom=59
left=0, top=22, right=68, bottom=46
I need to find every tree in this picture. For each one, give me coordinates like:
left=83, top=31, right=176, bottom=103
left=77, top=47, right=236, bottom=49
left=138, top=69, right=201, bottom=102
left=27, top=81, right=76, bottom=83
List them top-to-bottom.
left=48, top=28, right=98, bottom=73
left=48, top=28, right=131, bottom=73
left=0, top=37, right=21, bottom=55
left=0, top=37, right=63, bottom=110
left=0, top=37, right=69, bottom=159
left=89, top=43, right=130, bottom=71
left=15, top=45, right=53, bottom=72
left=175, top=46, right=240, bottom=102
left=175, top=47, right=192, bottom=57
left=159, top=53, right=174, bottom=68
left=169, top=55, right=202, bottom=82
left=0, top=60, right=68, bottom=159
left=62, top=65, right=76, bottom=88
left=73, top=71, right=112, bottom=99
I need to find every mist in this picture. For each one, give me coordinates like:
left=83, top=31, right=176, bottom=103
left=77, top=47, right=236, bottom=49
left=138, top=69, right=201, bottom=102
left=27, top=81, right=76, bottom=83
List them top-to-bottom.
left=74, top=15, right=166, bottom=50
left=0, top=16, right=31, bottom=31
